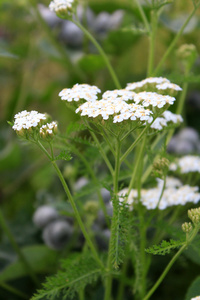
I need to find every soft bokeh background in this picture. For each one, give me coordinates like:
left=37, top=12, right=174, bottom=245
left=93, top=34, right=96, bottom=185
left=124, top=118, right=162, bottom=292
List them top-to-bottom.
left=0, top=0, right=200, bottom=299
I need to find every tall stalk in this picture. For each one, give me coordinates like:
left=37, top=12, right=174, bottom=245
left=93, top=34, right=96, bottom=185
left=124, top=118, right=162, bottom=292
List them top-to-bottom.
left=104, top=139, right=121, bottom=300
left=36, top=140, right=104, bottom=269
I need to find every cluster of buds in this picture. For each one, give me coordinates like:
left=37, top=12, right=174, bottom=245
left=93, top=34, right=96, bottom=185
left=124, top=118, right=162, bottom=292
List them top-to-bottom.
left=176, top=44, right=198, bottom=72
left=40, top=121, right=58, bottom=140
left=152, top=157, right=169, bottom=179
left=188, top=207, right=200, bottom=226
left=182, top=222, right=193, bottom=234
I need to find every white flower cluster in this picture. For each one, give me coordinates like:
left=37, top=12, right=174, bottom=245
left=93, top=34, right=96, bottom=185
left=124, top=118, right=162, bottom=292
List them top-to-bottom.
left=49, top=0, right=74, bottom=14
left=126, top=77, right=182, bottom=93
left=60, top=79, right=181, bottom=125
left=156, top=82, right=182, bottom=91
left=59, top=84, right=101, bottom=102
left=102, top=89, right=136, bottom=101
left=134, top=92, right=175, bottom=108
left=75, top=98, right=152, bottom=123
left=12, top=110, right=46, bottom=131
left=150, top=110, right=183, bottom=130
left=40, top=121, right=58, bottom=137
left=169, top=155, right=200, bottom=173
left=118, top=177, right=200, bottom=210
left=191, top=297, right=200, bottom=300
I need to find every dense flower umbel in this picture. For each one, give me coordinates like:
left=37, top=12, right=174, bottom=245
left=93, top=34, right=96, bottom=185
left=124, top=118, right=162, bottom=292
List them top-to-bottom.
left=49, top=0, right=75, bottom=17
left=60, top=78, right=180, bottom=124
left=59, top=84, right=101, bottom=102
left=75, top=98, right=153, bottom=123
left=12, top=110, right=47, bottom=135
left=150, top=110, right=183, bottom=131
left=169, top=155, right=200, bottom=173
left=118, top=177, right=200, bottom=210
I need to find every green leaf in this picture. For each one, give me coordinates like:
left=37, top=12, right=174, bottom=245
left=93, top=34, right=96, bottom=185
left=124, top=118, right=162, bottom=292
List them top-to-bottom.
left=55, top=150, right=72, bottom=161
left=145, top=239, right=184, bottom=256
left=0, top=245, right=58, bottom=282
left=31, top=252, right=103, bottom=300
left=185, top=276, right=200, bottom=300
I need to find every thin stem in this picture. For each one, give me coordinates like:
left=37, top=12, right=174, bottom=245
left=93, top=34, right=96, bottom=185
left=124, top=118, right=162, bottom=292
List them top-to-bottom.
left=134, top=0, right=151, bottom=33
left=153, top=2, right=200, bottom=75
left=147, top=9, right=158, bottom=76
left=73, top=19, right=121, bottom=89
left=120, top=125, right=149, bottom=164
left=90, top=130, right=114, bottom=176
left=128, top=135, right=146, bottom=196
left=104, top=139, right=121, bottom=300
left=37, top=141, right=104, bottom=269
left=0, top=210, right=39, bottom=287
left=143, top=225, right=200, bottom=300
left=0, top=281, right=29, bottom=299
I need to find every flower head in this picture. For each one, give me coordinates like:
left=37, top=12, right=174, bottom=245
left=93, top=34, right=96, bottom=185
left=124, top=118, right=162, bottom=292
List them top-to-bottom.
left=49, top=0, right=75, bottom=17
left=59, top=84, right=101, bottom=102
left=134, top=92, right=175, bottom=109
left=12, top=110, right=47, bottom=136
left=150, top=110, right=183, bottom=131
left=169, top=155, right=200, bottom=174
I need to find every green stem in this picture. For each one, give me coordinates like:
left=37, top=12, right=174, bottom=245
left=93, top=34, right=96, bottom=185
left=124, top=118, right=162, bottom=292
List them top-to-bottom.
left=134, top=0, right=151, bottom=33
left=153, top=2, right=200, bottom=75
left=147, top=9, right=157, bottom=76
left=73, top=20, right=121, bottom=89
left=120, top=125, right=149, bottom=164
left=90, top=130, right=114, bottom=176
left=128, top=135, right=146, bottom=195
left=104, top=139, right=121, bottom=300
left=37, top=141, right=104, bottom=269
left=0, top=210, right=39, bottom=287
left=143, top=225, right=200, bottom=300
left=0, top=281, right=29, bottom=299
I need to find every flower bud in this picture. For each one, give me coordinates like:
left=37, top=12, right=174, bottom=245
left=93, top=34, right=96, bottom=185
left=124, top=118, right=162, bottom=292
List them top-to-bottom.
left=176, top=44, right=198, bottom=72
left=40, top=121, right=58, bottom=140
left=188, top=207, right=200, bottom=225
left=182, top=222, right=193, bottom=233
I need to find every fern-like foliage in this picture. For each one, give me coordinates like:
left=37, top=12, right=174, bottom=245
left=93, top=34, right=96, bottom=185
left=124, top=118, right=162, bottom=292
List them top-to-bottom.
left=55, top=150, right=72, bottom=161
left=110, top=197, right=131, bottom=269
left=145, top=239, right=184, bottom=256
left=31, top=253, right=103, bottom=300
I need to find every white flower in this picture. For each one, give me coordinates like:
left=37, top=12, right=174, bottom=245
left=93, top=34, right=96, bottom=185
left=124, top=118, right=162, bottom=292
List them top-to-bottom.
left=49, top=0, right=74, bottom=15
left=126, top=77, right=170, bottom=91
left=156, top=82, right=182, bottom=91
left=59, top=84, right=101, bottom=102
left=102, top=89, right=135, bottom=101
left=134, top=92, right=176, bottom=108
left=12, top=110, right=46, bottom=132
left=150, top=110, right=183, bottom=131
left=162, top=110, right=183, bottom=123
left=150, top=117, right=168, bottom=130
left=40, top=121, right=57, bottom=137
left=170, top=155, right=200, bottom=174
left=117, top=177, right=200, bottom=210
left=157, top=177, right=182, bottom=189
left=191, top=296, right=200, bottom=300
